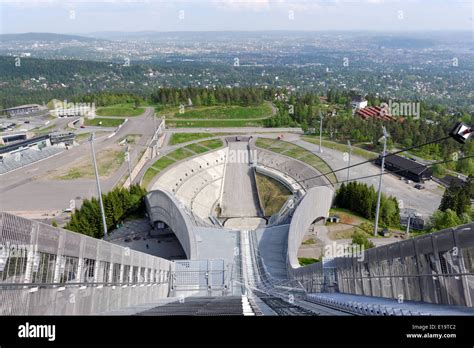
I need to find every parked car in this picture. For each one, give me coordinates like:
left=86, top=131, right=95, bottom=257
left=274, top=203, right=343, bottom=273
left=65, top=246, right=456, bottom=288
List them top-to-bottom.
left=414, top=184, right=424, bottom=190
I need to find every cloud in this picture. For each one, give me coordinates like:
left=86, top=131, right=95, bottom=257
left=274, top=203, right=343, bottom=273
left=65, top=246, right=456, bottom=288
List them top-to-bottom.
left=211, top=0, right=272, bottom=11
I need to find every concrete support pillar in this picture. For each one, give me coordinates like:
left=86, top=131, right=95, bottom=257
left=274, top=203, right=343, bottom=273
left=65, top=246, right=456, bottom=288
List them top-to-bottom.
left=53, top=234, right=66, bottom=284
left=108, top=262, right=114, bottom=285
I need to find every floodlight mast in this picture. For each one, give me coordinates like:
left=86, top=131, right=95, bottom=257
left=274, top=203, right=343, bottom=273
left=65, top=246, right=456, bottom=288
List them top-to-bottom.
left=319, top=111, right=323, bottom=153
left=374, top=126, right=388, bottom=237
left=89, top=132, right=108, bottom=238
left=346, top=140, right=352, bottom=183
left=126, top=143, right=132, bottom=187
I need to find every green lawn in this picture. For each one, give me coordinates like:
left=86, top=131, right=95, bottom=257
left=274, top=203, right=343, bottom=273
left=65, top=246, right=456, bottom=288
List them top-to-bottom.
left=171, top=103, right=273, bottom=119
left=96, top=104, right=145, bottom=117
left=83, top=118, right=124, bottom=127
left=169, top=132, right=216, bottom=145
left=302, top=136, right=378, bottom=160
left=141, top=138, right=224, bottom=189
left=254, top=138, right=274, bottom=149
left=255, top=138, right=337, bottom=184
left=199, top=139, right=223, bottom=150
left=184, top=143, right=211, bottom=154
left=281, top=147, right=308, bottom=159
left=166, top=148, right=195, bottom=161
left=298, top=154, right=337, bottom=184
left=151, top=156, right=176, bottom=171
left=141, top=167, right=160, bottom=189
left=255, top=173, right=292, bottom=216
left=298, top=257, right=320, bottom=266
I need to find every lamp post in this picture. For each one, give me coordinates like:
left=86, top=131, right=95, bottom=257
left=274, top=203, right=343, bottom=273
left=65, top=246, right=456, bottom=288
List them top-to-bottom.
left=319, top=111, right=323, bottom=153
left=374, top=126, right=388, bottom=237
left=89, top=132, right=108, bottom=238
left=346, top=140, right=352, bottom=183
left=125, top=142, right=132, bottom=187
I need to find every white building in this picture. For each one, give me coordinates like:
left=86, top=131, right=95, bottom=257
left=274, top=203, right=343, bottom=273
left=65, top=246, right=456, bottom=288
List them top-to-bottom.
left=351, top=95, right=368, bottom=110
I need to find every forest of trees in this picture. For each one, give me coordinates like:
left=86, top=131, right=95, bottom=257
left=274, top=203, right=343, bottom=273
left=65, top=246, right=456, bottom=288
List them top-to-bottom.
left=149, top=87, right=267, bottom=107
left=73, top=89, right=473, bottom=177
left=269, top=89, right=473, bottom=176
left=430, top=176, right=473, bottom=231
left=334, top=182, right=400, bottom=229
left=65, top=184, right=148, bottom=239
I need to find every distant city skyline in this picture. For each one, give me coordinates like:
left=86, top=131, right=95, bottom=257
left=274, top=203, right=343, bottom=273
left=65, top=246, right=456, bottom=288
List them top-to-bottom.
left=1, top=0, right=473, bottom=34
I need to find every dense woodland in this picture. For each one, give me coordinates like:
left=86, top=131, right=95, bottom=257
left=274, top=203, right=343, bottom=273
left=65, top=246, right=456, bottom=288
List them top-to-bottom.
left=1, top=55, right=472, bottom=176
left=72, top=88, right=474, bottom=177
left=431, top=177, right=473, bottom=230
left=334, top=182, right=400, bottom=229
left=65, top=185, right=147, bottom=238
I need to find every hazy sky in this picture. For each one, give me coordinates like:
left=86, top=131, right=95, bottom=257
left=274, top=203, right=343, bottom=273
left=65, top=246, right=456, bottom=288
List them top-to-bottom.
left=0, top=0, right=473, bottom=34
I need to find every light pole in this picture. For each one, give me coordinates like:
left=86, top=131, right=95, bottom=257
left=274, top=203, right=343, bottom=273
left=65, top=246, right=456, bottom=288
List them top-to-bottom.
left=153, top=111, right=157, bottom=141
left=319, top=111, right=323, bottom=153
left=374, top=126, right=388, bottom=237
left=89, top=132, right=108, bottom=238
left=346, top=140, right=352, bottom=183
left=125, top=143, right=132, bottom=187
left=404, top=208, right=416, bottom=237
left=406, top=215, right=411, bottom=237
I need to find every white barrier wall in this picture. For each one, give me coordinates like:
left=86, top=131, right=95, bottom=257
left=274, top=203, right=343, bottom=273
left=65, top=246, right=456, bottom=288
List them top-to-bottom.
left=286, top=186, right=334, bottom=270
left=146, top=189, right=198, bottom=260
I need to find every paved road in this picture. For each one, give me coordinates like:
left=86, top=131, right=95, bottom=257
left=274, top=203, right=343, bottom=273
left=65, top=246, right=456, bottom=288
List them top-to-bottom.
left=0, top=108, right=157, bottom=213
left=220, top=141, right=261, bottom=218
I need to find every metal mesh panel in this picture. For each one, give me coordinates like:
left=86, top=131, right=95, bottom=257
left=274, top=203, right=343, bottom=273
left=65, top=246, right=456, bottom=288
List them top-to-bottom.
left=0, top=212, right=172, bottom=315
left=291, top=222, right=474, bottom=307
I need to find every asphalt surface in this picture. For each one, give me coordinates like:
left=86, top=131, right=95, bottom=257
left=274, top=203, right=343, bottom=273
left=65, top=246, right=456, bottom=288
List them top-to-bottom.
left=0, top=108, right=157, bottom=213
left=291, top=139, right=443, bottom=217
left=220, top=141, right=261, bottom=218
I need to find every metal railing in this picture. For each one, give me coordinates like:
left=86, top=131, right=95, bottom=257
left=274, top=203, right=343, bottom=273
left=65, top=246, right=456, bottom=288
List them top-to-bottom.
left=0, top=212, right=173, bottom=315
left=291, top=223, right=474, bottom=308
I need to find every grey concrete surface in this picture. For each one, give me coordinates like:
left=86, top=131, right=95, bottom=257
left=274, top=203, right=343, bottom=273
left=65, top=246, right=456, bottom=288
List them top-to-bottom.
left=0, top=108, right=157, bottom=213
left=293, top=139, right=442, bottom=217
left=220, top=141, right=261, bottom=218
left=287, top=186, right=334, bottom=269
left=146, top=189, right=199, bottom=260
left=224, top=217, right=266, bottom=230
left=105, top=218, right=187, bottom=260
left=255, top=225, right=289, bottom=279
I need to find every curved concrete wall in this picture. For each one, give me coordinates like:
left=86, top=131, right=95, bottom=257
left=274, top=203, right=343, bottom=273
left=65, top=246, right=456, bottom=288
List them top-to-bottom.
left=255, top=165, right=304, bottom=194
left=287, top=186, right=334, bottom=271
left=146, top=189, right=198, bottom=260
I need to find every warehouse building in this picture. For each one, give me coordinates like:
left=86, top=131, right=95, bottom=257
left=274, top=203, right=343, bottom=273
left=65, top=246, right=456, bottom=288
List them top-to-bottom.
left=375, top=154, right=433, bottom=183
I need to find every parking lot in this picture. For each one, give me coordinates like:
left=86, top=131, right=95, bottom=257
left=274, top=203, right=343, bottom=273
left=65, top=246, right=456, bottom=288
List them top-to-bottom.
left=293, top=138, right=443, bottom=218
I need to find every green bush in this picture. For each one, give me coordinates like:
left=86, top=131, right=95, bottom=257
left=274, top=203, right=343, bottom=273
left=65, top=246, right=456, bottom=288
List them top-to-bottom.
left=335, top=182, right=400, bottom=227
left=65, top=184, right=147, bottom=238
left=351, top=231, right=375, bottom=250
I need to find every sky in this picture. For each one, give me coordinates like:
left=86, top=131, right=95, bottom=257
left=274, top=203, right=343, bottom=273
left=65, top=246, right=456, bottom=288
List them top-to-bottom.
left=0, top=0, right=473, bottom=34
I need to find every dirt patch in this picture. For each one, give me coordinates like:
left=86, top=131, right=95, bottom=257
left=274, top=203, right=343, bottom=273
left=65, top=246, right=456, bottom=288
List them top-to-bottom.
left=47, top=144, right=125, bottom=180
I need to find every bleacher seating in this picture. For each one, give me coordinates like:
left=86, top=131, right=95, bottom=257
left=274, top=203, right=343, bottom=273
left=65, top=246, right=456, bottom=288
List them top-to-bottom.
left=0, top=146, right=64, bottom=175
left=255, top=148, right=327, bottom=189
left=152, top=149, right=227, bottom=220
left=306, top=293, right=474, bottom=316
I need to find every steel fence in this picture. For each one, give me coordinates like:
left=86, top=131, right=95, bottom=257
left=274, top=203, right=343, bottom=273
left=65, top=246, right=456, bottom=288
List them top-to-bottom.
left=0, top=212, right=173, bottom=315
left=291, top=223, right=474, bottom=307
